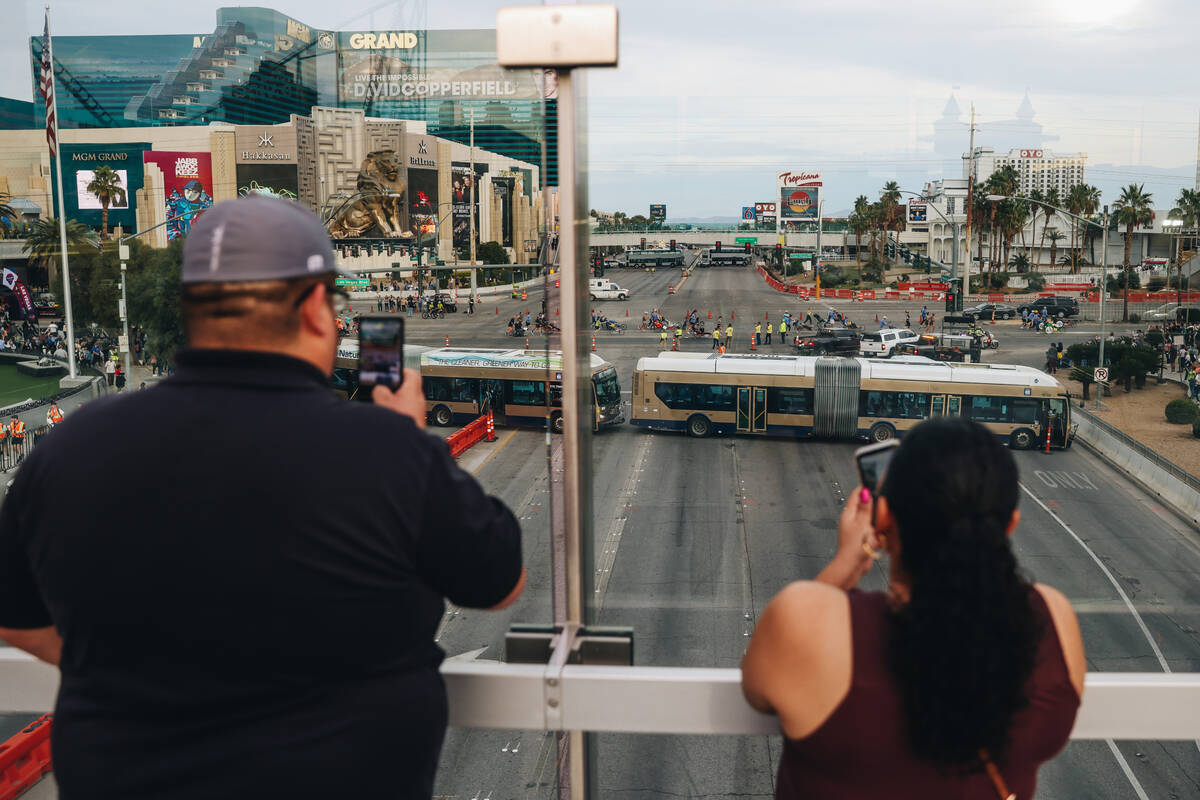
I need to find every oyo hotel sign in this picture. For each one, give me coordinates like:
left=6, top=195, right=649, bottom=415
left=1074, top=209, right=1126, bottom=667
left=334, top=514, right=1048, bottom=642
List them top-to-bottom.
left=235, top=126, right=298, bottom=164
left=1019, top=149, right=1044, bottom=158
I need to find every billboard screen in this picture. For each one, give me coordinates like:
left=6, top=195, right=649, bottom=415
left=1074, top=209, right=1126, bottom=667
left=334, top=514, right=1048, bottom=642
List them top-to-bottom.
left=56, top=142, right=149, bottom=233
left=142, top=151, right=213, bottom=239
left=451, top=162, right=487, bottom=250
left=236, top=164, right=300, bottom=201
left=408, top=168, right=438, bottom=238
left=74, top=170, right=130, bottom=210
left=777, top=171, right=822, bottom=222
left=492, top=175, right=514, bottom=247
left=754, top=202, right=776, bottom=219
left=907, top=203, right=928, bottom=223
left=649, top=204, right=666, bottom=220
left=741, top=206, right=754, bottom=221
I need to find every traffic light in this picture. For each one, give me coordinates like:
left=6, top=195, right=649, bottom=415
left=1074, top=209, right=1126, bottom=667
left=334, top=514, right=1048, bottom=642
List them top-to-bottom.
left=640, top=237, right=646, bottom=249
left=669, top=239, right=676, bottom=251
left=715, top=240, right=722, bottom=251
left=744, top=242, right=752, bottom=255
left=775, top=243, right=782, bottom=267
left=945, top=292, right=956, bottom=312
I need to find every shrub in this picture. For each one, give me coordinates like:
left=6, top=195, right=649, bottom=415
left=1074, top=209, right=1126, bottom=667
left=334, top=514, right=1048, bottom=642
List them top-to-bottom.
left=987, top=272, right=1007, bottom=290
left=1026, top=272, right=1046, bottom=292
left=1147, top=277, right=1167, bottom=292
left=1129, top=313, right=1140, bottom=324
left=1145, top=330, right=1165, bottom=347
left=1165, top=398, right=1200, bottom=424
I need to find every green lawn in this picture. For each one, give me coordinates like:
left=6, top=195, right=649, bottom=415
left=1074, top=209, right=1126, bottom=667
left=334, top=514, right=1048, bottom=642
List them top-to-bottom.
left=0, top=366, right=64, bottom=409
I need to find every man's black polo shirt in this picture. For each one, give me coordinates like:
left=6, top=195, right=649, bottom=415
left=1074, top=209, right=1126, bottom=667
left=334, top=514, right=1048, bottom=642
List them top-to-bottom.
left=0, top=349, right=522, bottom=799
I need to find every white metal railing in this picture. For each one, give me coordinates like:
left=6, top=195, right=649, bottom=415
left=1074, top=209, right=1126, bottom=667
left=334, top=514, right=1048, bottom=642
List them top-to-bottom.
left=4, top=650, right=1199, bottom=740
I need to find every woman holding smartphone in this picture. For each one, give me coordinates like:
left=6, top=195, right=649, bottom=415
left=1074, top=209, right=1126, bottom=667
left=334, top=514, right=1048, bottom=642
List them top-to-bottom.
left=742, top=417, right=1085, bottom=799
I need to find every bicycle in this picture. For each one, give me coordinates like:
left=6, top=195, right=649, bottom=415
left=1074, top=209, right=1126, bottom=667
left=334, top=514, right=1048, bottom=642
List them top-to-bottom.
left=422, top=309, right=445, bottom=320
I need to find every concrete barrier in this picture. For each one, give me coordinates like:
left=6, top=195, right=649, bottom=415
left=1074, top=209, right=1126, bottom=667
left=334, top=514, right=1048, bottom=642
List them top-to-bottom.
left=1073, top=406, right=1200, bottom=526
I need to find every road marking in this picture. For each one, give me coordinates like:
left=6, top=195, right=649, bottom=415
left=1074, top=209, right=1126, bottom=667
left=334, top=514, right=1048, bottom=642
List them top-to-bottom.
left=470, top=428, right=517, bottom=475
left=593, top=431, right=653, bottom=610
left=1033, top=469, right=1098, bottom=490
left=1018, top=482, right=1169, bottom=671
left=1019, top=482, right=1200, bottom=778
left=1106, top=740, right=1150, bottom=800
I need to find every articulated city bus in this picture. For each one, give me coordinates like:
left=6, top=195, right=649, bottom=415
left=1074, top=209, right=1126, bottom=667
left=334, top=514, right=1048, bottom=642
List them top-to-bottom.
left=698, top=248, right=750, bottom=267
left=626, top=249, right=684, bottom=267
left=334, top=343, right=624, bottom=433
left=629, top=352, right=1073, bottom=449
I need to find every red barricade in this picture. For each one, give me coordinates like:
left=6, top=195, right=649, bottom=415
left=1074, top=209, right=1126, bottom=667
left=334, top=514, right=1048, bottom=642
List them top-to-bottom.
left=788, top=285, right=800, bottom=294
left=836, top=289, right=852, bottom=299
left=860, top=290, right=876, bottom=300
left=885, top=291, right=900, bottom=299
left=911, top=291, right=924, bottom=299
left=987, top=293, right=1005, bottom=302
left=445, top=411, right=496, bottom=458
left=0, top=714, right=52, bottom=800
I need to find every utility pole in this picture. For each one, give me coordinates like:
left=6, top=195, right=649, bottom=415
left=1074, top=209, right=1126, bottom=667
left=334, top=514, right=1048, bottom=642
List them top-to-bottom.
left=961, top=104, right=976, bottom=312
left=1097, top=206, right=1109, bottom=411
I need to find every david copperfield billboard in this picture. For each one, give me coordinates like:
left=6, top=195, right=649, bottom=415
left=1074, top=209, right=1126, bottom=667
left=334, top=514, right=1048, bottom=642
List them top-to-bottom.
left=778, top=171, right=822, bottom=222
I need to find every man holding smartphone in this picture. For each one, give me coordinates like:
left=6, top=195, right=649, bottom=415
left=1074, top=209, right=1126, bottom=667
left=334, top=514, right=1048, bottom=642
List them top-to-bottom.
left=0, top=195, right=525, bottom=800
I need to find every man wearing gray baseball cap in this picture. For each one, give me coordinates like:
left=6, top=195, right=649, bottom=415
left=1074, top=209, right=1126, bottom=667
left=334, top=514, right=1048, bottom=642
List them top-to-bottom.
left=0, top=195, right=525, bottom=800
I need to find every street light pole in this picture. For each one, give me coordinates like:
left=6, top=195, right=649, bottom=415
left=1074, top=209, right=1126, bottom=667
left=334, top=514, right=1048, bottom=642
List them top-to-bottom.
left=1097, top=206, right=1109, bottom=410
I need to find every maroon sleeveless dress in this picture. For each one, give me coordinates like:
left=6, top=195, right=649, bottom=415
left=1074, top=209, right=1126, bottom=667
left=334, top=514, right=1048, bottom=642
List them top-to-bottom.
left=776, top=590, right=1080, bottom=799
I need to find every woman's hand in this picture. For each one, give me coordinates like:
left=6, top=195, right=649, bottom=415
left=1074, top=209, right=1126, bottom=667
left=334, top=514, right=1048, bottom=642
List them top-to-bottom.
left=816, top=487, right=882, bottom=591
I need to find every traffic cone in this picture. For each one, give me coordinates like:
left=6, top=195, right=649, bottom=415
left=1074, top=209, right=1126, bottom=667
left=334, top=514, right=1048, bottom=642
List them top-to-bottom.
left=495, top=307, right=498, bottom=314
left=556, top=307, right=560, bottom=316
left=625, top=309, right=629, bottom=316
left=708, top=311, right=712, bottom=319
left=731, top=311, right=735, bottom=320
left=765, top=312, right=769, bottom=319
left=875, top=313, right=879, bottom=323
left=444, top=335, right=450, bottom=346
left=591, top=335, right=596, bottom=352
left=750, top=335, right=756, bottom=351
left=672, top=337, right=678, bottom=351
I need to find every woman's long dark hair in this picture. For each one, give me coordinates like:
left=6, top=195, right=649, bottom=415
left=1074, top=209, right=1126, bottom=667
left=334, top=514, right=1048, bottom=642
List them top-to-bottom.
left=880, top=418, right=1041, bottom=769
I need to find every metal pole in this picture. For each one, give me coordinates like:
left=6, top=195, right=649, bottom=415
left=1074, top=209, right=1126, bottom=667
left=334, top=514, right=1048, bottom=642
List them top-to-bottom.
left=45, top=15, right=77, bottom=379
left=556, top=66, right=593, bottom=800
left=962, top=106, right=976, bottom=312
left=469, top=107, right=477, bottom=278
left=1097, top=207, right=1109, bottom=411
left=119, top=262, right=131, bottom=382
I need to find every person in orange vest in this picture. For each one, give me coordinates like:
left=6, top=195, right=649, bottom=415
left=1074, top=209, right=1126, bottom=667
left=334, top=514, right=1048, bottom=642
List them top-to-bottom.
left=46, top=402, right=64, bottom=427
left=9, top=415, right=25, bottom=460
left=0, top=417, right=8, bottom=457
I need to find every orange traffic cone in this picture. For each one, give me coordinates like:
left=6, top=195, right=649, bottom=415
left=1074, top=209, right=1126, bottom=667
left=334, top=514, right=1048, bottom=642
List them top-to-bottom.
left=522, top=289, right=527, bottom=300
left=495, top=307, right=498, bottom=314
left=556, top=307, right=560, bottom=316
left=625, top=309, right=629, bottom=316
left=707, top=311, right=712, bottom=319
left=731, top=311, right=735, bottom=320
left=765, top=312, right=769, bottom=319
left=875, top=313, right=879, bottom=323
left=444, top=335, right=450, bottom=346
left=591, top=335, right=596, bottom=352
left=750, top=335, right=756, bottom=351
left=525, top=336, right=530, bottom=349
left=672, top=337, right=678, bottom=351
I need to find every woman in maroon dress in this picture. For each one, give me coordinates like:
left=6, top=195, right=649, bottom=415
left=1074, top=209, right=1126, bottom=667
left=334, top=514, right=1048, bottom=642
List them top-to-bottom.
left=743, top=418, right=1085, bottom=799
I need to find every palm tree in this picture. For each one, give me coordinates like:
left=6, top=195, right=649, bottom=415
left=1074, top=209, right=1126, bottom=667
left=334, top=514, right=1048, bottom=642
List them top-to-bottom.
left=85, top=166, right=127, bottom=241
left=879, top=181, right=901, bottom=261
left=1112, top=183, right=1154, bottom=322
left=970, top=184, right=990, bottom=272
left=1038, top=187, right=1061, bottom=266
left=1177, top=188, right=1200, bottom=252
left=850, top=195, right=871, bottom=264
left=21, top=216, right=100, bottom=286
left=1046, top=229, right=1066, bottom=269
left=1009, top=252, right=1031, bottom=273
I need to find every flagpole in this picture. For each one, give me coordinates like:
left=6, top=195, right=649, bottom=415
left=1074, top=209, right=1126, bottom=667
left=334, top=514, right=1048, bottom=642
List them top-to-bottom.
left=45, top=6, right=77, bottom=378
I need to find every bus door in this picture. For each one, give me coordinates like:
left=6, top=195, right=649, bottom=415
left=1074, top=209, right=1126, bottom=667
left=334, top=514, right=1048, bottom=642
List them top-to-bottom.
left=480, top=379, right=506, bottom=425
left=736, top=387, right=768, bottom=433
left=929, top=394, right=962, bottom=418
left=1043, top=397, right=1070, bottom=448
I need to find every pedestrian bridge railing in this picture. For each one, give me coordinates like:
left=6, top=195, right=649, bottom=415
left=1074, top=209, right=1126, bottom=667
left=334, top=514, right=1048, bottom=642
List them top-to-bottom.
left=2, top=651, right=1198, bottom=740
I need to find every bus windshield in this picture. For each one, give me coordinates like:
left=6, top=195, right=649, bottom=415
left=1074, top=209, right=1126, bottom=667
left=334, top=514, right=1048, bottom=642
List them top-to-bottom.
left=593, top=367, right=621, bottom=407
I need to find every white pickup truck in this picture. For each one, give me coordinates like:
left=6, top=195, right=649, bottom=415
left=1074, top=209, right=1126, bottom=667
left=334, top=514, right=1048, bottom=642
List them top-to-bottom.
left=589, top=278, right=629, bottom=300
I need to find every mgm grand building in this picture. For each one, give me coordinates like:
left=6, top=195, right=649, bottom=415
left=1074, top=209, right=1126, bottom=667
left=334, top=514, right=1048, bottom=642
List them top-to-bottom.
left=3, top=6, right=553, bottom=263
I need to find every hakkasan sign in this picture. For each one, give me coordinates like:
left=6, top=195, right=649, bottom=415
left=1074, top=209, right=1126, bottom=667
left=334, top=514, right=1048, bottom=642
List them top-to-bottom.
left=777, top=170, right=822, bottom=223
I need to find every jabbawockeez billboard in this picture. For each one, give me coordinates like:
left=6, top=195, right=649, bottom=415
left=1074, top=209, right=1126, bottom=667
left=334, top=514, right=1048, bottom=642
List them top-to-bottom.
left=777, top=171, right=822, bottom=224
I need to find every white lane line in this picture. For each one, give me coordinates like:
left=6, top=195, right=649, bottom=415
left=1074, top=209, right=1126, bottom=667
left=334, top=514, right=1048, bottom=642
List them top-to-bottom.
left=593, top=431, right=653, bottom=611
left=1018, top=483, right=1169, bottom=672
left=1105, top=740, right=1151, bottom=800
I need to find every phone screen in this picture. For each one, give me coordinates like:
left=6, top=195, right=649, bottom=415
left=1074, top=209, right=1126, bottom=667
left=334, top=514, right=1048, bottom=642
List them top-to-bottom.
left=358, top=316, right=404, bottom=389
left=856, top=446, right=896, bottom=495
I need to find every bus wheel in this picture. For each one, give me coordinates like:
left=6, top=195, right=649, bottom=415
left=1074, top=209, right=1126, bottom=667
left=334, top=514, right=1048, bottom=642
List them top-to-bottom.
left=590, top=294, right=597, bottom=301
left=433, top=405, right=453, bottom=427
left=551, top=412, right=565, bottom=434
left=687, top=414, right=711, bottom=438
left=869, top=422, right=895, bottom=442
left=1010, top=428, right=1035, bottom=450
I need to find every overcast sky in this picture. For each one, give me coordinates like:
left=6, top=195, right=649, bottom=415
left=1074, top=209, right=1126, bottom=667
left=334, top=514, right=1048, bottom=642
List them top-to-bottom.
left=5, top=0, right=1197, bottom=215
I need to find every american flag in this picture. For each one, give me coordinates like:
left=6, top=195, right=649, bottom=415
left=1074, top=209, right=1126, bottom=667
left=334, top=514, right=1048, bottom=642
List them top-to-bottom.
left=39, top=12, right=57, bottom=159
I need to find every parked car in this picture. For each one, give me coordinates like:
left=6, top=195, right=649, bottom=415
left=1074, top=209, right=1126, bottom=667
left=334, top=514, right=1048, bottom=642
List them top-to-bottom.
left=427, top=292, right=457, bottom=312
left=1017, top=296, right=1079, bottom=317
left=962, top=302, right=1017, bottom=321
left=1143, top=303, right=1178, bottom=321
left=793, top=328, right=861, bottom=356
left=859, top=328, right=920, bottom=358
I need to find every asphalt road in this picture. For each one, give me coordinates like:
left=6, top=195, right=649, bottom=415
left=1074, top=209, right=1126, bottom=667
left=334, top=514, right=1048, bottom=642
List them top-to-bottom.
left=415, top=264, right=1200, bottom=799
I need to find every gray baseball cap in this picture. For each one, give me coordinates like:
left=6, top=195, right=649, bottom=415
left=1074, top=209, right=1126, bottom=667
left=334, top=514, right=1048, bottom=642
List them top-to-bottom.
left=181, top=194, right=353, bottom=284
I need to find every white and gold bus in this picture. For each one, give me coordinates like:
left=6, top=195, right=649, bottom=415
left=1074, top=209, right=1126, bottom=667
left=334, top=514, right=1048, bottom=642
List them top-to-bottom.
left=630, top=353, right=1073, bottom=449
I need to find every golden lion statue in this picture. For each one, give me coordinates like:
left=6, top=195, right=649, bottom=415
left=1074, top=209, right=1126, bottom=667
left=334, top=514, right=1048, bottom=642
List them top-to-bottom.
left=326, top=150, right=413, bottom=239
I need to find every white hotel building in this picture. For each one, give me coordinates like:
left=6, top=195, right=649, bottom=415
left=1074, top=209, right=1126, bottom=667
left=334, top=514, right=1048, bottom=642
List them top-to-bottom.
left=965, top=147, right=1088, bottom=196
